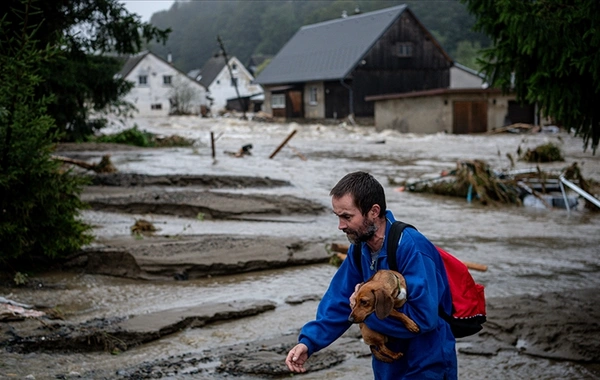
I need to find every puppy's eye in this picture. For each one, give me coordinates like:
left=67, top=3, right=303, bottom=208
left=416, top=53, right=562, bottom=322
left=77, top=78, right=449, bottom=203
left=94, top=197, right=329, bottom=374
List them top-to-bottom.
left=360, top=300, right=369, bottom=306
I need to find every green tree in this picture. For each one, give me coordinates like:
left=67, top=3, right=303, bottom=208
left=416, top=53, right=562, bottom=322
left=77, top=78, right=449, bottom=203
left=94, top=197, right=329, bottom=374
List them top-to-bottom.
left=1, top=0, right=170, bottom=141
left=462, top=0, right=600, bottom=153
left=0, top=4, right=92, bottom=268
left=453, top=40, right=483, bottom=71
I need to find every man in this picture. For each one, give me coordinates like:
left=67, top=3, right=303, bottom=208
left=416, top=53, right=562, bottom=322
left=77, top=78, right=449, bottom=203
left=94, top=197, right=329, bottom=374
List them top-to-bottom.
left=285, top=171, right=457, bottom=379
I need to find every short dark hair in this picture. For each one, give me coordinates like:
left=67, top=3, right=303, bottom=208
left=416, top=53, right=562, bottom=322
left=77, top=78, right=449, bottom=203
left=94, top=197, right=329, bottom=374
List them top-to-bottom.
left=330, top=171, right=386, bottom=217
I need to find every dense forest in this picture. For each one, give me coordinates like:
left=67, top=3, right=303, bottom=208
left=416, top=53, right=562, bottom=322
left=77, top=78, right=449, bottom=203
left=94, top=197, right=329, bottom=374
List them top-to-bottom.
left=147, top=0, right=490, bottom=74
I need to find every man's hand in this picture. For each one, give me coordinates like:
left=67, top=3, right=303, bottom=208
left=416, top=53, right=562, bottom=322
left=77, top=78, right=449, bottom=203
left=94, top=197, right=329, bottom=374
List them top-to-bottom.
left=349, top=282, right=364, bottom=309
left=285, top=343, right=309, bottom=373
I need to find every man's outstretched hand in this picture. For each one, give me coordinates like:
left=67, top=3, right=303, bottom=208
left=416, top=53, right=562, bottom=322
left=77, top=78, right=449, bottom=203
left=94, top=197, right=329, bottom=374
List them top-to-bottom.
left=285, top=343, right=309, bottom=373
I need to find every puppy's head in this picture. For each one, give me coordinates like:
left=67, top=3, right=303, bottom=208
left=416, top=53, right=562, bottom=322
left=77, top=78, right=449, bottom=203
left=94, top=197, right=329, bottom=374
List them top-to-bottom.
left=348, top=284, right=394, bottom=323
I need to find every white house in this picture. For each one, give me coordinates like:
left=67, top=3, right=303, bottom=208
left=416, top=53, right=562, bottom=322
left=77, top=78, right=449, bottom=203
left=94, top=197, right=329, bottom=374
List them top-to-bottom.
left=117, top=51, right=208, bottom=117
left=196, top=53, right=263, bottom=113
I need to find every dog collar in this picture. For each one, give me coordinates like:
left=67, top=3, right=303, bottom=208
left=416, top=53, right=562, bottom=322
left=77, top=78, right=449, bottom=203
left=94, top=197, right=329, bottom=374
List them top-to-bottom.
left=393, top=274, right=407, bottom=300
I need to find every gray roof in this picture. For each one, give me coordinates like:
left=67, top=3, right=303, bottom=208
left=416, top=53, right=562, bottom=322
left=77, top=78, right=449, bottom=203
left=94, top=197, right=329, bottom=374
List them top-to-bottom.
left=255, top=5, right=407, bottom=85
left=117, top=51, right=150, bottom=78
left=198, top=53, right=227, bottom=88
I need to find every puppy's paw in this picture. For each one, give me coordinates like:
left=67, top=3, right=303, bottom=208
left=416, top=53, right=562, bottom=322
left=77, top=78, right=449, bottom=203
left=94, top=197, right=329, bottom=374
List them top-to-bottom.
left=405, top=319, right=420, bottom=333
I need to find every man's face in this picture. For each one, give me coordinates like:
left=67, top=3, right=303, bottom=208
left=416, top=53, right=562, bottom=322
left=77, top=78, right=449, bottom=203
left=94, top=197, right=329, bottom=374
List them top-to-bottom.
left=332, top=194, right=377, bottom=245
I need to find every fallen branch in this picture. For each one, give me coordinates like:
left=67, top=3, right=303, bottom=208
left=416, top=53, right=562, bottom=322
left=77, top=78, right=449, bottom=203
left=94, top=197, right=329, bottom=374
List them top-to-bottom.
left=52, top=154, right=117, bottom=173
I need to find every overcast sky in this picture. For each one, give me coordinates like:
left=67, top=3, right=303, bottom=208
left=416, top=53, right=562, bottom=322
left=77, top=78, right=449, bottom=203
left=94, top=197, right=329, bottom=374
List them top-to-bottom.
left=120, top=0, right=175, bottom=22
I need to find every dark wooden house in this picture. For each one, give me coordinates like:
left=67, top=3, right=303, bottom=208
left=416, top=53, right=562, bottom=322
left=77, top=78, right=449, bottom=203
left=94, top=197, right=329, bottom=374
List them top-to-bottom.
left=255, top=5, right=453, bottom=121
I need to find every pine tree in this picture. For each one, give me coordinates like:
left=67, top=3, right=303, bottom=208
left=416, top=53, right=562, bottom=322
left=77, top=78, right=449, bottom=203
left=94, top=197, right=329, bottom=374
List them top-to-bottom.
left=462, top=0, right=600, bottom=153
left=0, top=3, right=93, bottom=268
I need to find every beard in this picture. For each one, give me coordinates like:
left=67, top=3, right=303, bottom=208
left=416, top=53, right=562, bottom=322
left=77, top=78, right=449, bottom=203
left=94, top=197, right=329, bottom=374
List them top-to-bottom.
left=344, top=218, right=378, bottom=245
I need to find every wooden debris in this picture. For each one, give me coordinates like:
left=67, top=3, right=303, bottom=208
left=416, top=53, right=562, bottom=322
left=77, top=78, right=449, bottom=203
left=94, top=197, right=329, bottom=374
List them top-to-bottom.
left=486, top=123, right=536, bottom=134
left=269, top=130, right=297, bottom=159
left=288, top=145, right=307, bottom=161
left=52, top=154, right=117, bottom=173
left=131, top=219, right=157, bottom=236
left=330, top=243, right=349, bottom=254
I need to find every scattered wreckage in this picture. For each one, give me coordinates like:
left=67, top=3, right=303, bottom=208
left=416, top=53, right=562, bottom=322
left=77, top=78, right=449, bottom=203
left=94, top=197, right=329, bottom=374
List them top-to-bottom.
left=399, top=160, right=599, bottom=212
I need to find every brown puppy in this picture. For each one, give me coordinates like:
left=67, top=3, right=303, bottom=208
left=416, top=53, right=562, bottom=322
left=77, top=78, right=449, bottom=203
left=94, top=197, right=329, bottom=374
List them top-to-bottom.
left=348, top=270, right=419, bottom=363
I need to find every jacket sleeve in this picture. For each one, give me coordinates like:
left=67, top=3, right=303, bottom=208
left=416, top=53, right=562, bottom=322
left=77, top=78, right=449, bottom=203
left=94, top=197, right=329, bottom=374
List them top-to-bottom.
left=365, top=229, right=446, bottom=339
left=298, top=245, right=364, bottom=356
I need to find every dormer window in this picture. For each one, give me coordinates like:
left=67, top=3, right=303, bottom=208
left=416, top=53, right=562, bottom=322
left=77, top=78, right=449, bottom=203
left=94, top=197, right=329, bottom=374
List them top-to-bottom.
left=396, top=42, right=413, bottom=58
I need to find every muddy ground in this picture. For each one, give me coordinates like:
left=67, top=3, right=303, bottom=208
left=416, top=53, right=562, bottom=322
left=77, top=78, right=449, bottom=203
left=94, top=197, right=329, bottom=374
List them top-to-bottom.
left=2, top=120, right=600, bottom=379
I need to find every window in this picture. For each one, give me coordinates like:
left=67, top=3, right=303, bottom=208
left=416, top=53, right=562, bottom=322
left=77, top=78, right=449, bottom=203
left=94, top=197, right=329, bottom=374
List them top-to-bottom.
left=396, top=42, right=414, bottom=58
left=232, top=63, right=238, bottom=71
left=138, top=75, right=148, bottom=85
left=163, top=75, right=172, bottom=85
left=231, top=77, right=238, bottom=87
left=309, top=87, right=318, bottom=105
left=271, top=94, right=285, bottom=109
left=151, top=103, right=162, bottom=110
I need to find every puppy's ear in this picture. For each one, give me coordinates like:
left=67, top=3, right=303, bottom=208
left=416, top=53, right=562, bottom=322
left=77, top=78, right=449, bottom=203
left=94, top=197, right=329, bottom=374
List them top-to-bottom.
left=374, top=288, right=394, bottom=320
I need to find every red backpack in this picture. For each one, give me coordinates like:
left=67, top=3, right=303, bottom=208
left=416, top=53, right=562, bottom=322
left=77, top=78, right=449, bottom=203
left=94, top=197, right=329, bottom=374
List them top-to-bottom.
left=354, top=221, right=486, bottom=338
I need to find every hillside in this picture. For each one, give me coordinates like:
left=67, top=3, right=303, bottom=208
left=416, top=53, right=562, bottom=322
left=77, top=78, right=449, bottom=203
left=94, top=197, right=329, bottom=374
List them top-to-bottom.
left=147, top=0, right=489, bottom=74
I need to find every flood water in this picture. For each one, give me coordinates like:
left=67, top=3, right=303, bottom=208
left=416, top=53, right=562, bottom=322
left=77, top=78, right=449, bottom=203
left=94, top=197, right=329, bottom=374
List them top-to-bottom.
left=3, top=115, right=600, bottom=379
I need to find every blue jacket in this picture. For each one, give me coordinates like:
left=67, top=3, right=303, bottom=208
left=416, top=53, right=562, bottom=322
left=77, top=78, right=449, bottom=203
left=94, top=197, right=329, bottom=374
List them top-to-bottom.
left=298, top=210, right=457, bottom=379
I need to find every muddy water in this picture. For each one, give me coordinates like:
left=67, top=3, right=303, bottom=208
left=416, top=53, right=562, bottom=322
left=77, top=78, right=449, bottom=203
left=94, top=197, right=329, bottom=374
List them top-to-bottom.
left=3, top=116, right=600, bottom=379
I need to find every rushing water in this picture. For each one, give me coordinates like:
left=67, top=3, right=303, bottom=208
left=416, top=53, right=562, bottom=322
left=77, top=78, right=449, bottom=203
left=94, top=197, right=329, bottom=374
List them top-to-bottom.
left=2, top=116, right=600, bottom=379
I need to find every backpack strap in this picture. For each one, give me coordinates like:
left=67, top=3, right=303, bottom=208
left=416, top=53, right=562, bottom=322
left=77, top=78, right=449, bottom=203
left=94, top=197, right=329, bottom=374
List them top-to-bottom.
left=353, top=220, right=415, bottom=274
left=387, top=221, right=414, bottom=271
left=352, top=243, right=362, bottom=273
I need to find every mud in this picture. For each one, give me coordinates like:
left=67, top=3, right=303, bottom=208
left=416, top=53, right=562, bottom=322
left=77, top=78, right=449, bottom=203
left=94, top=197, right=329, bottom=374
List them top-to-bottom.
left=2, top=117, right=600, bottom=379
left=65, top=235, right=331, bottom=280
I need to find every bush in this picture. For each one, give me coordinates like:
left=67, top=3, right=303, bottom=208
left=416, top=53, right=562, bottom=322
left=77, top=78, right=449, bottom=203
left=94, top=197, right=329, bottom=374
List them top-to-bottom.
left=94, top=125, right=154, bottom=147
left=94, top=126, right=194, bottom=148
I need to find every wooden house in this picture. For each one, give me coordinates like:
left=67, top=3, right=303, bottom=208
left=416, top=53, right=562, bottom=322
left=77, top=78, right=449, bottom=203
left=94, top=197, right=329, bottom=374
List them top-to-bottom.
left=254, top=5, right=453, bottom=121
left=117, top=51, right=208, bottom=117
left=196, top=53, right=263, bottom=114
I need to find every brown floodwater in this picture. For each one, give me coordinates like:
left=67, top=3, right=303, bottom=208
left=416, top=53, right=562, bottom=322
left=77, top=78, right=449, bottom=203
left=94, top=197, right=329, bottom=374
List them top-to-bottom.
left=2, top=116, right=600, bottom=379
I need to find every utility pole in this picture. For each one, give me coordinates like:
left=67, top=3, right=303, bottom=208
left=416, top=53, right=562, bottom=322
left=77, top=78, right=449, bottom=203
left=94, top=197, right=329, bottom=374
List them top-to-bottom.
left=216, top=35, right=246, bottom=120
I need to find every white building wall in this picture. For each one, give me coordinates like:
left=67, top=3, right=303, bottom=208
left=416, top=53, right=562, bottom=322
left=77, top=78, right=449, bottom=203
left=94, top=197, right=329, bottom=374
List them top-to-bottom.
left=124, top=54, right=207, bottom=117
left=208, top=57, right=263, bottom=112
left=450, top=66, right=486, bottom=89
left=303, top=82, right=325, bottom=119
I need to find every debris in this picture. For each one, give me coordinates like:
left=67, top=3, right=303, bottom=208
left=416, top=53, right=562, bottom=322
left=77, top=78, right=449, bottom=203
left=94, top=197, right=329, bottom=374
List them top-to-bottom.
left=486, top=123, right=537, bottom=135
left=269, top=130, right=297, bottom=159
left=211, top=131, right=216, bottom=160
left=521, top=142, right=564, bottom=163
left=225, top=143, right=253, bottom=157
left=288, top=145, right=307, bottom=161
left=53, top=154, right=117, bottom=173
left=403, top=160, right=596, bottom=211
left=405, top=160, right=521, bottom=206
left=560, top=175, right=600, bottom=209
left=130, top=219, right=157, bottom=236
left=0, top=297, right=46, bottom=321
